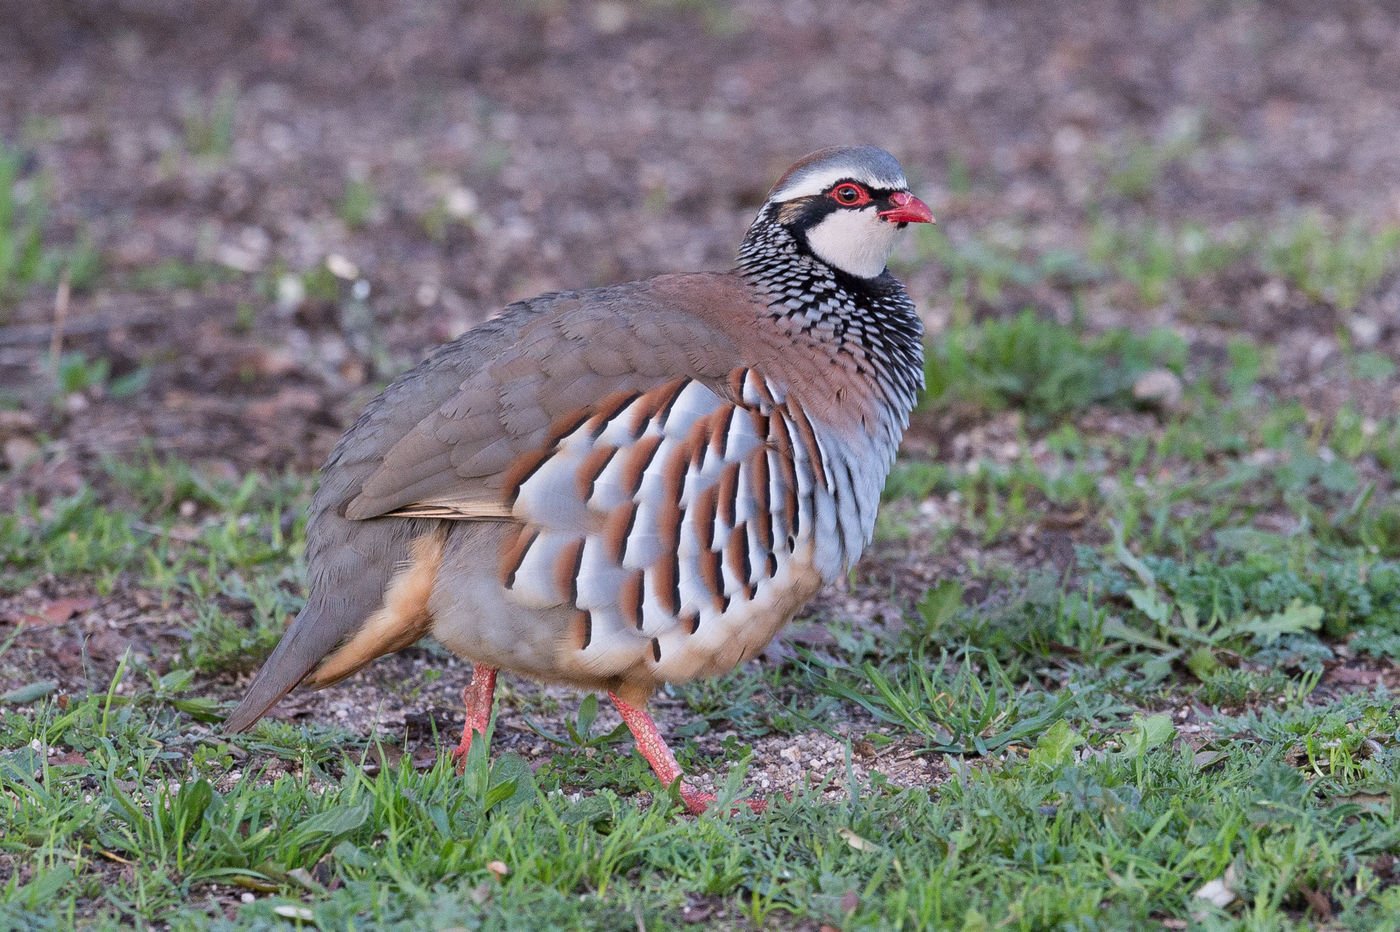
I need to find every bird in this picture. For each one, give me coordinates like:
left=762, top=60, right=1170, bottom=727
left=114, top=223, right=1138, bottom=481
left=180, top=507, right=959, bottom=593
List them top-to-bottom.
left=223, top=146, right=934, bottom=815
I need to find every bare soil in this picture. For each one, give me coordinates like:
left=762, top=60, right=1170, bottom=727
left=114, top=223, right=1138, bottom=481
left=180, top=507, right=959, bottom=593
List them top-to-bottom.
left=3, top=0, right=1400, bottom=800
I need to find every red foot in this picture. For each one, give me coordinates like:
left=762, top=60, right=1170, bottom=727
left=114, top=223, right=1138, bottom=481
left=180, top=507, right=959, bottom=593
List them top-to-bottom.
left=450, top=664, right=498, bottom=772
left=607, top=691, right=771, bottom=816
left=680, top=789, right=770, bottom=815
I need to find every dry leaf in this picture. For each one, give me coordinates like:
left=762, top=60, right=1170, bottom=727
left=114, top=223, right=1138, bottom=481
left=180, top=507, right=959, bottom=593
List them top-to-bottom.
left=18, top=597, right=96, bottom=627
left=1324, top=665, right=1384, bottom=686
left=837, top=828, right=879, bottom=853
left=837, top=828, right=902, bottom=870
left=1193, top=864, right=1240, bottom=915
left=286, top=867, right=325, bottom=892
left=1297, top=883, right=1332, bottom=921
left=680, top=900, right=715, bottom=923
left=272, top=904, right=315, bottom=922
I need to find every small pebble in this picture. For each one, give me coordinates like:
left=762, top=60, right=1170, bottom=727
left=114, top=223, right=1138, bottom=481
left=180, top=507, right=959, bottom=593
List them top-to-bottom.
left=1132, top=369, right=1183, bottom=410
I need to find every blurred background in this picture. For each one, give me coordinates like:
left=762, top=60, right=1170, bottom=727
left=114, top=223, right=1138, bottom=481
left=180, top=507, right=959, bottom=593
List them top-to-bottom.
left=3, top=0, right=1398, bottom=483
left=5, top=6, right=1400, bottom=924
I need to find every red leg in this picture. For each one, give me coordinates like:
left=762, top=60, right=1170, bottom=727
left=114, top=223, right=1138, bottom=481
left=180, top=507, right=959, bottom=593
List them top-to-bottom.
left=451, top=664, right=498, bottom=772
left=608, top=691, right=767, bottom=816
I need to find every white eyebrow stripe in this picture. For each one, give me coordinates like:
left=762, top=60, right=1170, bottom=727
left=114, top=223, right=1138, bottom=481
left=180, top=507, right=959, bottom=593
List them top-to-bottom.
left=770, top=166, right=907, bottom=202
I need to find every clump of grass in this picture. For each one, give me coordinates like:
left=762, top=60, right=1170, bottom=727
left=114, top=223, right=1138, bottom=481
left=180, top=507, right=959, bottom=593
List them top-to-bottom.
left=182, top=79, right=239, bottom=159
left=1102, top=116, right=1203, bottom=201
left=0, top=142, right=101, bottom=311
left=338, top=177, right=378, bottom=230
left=1263, top=211, right=1400, bottom=311
left=1087, top=216, right=1253, bottom=306
left=910, top=225, right=1102, bottom=315
left=126, top=258, right=238, bottom=292
left=923, top=310, right=1186, bottom=421
left=50, top=349, right=151, bottom=408
left=6, top=437, right=1400, bottom=927
left=883, top=451, right=1102, bottom=545
left=0, top=456, right=309, bottom=673
left=0, top=488, right=146, bottom=595
left=1082, top=526, right=1400, bottom=676
left=177, top=569, right=304, bottom=674
left=813, top=647, right=1075, bottom=755
left=669, top=665, right=822, bottom=739
left=1196, top=667, right=1292, bottom=707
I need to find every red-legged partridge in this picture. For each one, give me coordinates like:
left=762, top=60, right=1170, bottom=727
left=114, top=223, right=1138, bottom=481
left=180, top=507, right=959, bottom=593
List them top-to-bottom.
left=224, top=146, right=934, bottom=814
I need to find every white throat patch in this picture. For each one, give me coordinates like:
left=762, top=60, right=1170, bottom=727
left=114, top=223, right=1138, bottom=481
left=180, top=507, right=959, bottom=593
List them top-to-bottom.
left=804, top=207, right=899, bottom=279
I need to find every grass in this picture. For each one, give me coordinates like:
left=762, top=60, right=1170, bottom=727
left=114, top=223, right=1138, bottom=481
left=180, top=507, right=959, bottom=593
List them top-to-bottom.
left=182, top=79, right=240, bottom=160
left=1102, top=117, right=1204, bottom=202
left=0, top=141, right=101, bottom=313
left=338, top=178, right=379, bottom=231
left=4, top=187, right=1400, bottom=927
left=909, top=208, right=1400, bottom=318
left=1263, top=211, right=1400, bottom=312
left=1086, top=216, right=1254, bottom=307
left=911, top=225, right=1102, bottom=319
left=126, top=258, right=241, bottom=293
left=921, top=309, right=1187, bottom=423
left=49, top=350, right=151, bottom=408
left=5, top=385, right=1399, bottom=927
left=0, top=582, right=1394, bottom=932
left=2, top=635, right=1396, bottom=928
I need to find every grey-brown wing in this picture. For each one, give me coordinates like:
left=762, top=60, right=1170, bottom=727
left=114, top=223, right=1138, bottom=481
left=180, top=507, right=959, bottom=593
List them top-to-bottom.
left=223, top=275, right=756, bottom=732
left=344, top=286, right=749, bottom=522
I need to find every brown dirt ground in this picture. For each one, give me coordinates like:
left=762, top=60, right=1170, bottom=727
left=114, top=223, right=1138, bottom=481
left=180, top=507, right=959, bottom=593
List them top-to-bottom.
left=3, top=0, right=1400, bottom=803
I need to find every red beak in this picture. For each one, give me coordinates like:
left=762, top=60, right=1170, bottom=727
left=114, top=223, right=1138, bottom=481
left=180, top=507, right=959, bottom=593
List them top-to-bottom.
left=877, top=191, right=935, bottom=224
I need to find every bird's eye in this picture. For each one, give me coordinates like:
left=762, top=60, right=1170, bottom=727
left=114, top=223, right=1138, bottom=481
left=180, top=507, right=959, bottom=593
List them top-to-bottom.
left=830, top=183, right=870, bottom=206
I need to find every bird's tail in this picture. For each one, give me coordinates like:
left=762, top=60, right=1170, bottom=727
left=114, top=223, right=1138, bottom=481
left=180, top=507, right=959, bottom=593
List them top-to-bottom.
left=221, top=599, right=347, bottom=733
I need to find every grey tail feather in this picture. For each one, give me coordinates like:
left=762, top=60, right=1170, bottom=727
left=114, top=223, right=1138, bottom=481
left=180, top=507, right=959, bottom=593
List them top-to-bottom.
left=222, top=603, right=342, bottom=733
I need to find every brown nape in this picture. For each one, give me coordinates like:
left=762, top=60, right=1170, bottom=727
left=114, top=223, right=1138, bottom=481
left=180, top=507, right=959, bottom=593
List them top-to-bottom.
left=304, top=525, right=449, bottom=687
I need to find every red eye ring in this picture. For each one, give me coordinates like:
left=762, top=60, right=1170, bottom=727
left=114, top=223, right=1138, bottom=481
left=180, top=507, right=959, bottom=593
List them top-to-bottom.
left=830, top=182, right=872, bottom=206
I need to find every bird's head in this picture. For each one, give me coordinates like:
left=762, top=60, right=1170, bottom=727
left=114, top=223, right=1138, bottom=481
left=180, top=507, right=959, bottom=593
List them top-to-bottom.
left=749, top=145, right=934, bottom=280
